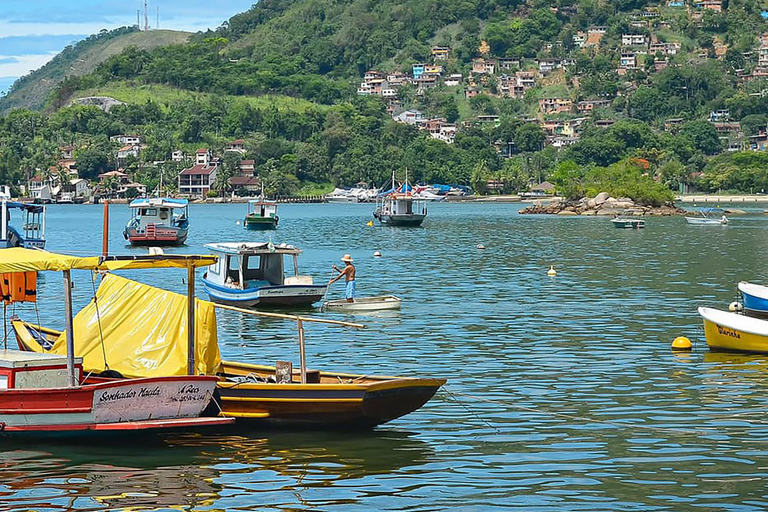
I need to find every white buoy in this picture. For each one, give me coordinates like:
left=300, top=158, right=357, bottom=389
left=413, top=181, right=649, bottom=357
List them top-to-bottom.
left=236, top=220, right=240, bottom=225
left=476, top=244, right=486, bottom=250
left=148, top=247, right=164, bottom=256
left=373, top=251, right=382, bottom=257
left=547, top=265, right=557, bottom=276
left=729, top=301, right=743, bottom=312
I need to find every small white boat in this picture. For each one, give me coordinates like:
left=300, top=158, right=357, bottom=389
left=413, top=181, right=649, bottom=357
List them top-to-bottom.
left=685, top=208, right=728, bottom=225
left=611, top=217, right=645, bottom=229
left=323, top=295, right=402, bottom=312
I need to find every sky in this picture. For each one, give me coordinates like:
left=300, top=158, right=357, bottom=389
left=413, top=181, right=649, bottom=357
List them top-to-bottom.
left=0, top=0, right=257, bottom=94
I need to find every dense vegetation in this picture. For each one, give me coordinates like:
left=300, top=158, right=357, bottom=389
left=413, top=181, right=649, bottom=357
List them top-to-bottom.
left=3, top=0, right=768, bottom=202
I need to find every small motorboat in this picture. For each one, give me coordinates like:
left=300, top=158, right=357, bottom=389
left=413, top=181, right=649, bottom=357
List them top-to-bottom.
left=0, top=192, right=46, bottom=248
left=244, top=199, right=278, bottom=230
left=685, top=208, right=728, bottom=225
left=611, top=217, right=645, bottom=229
left=737, top=281, right=768, bottom=319
left=323, top=295, right=402, bottom=312
left=698, top=306, right=768, bottom=353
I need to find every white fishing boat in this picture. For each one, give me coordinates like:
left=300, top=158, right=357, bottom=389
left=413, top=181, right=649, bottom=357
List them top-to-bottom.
left=685, top=208, right=728, bottom=225
left=611, top=217, right=645, bottom=229
left=201, top=241, right=327, bottom=307
left=323, top=295, right=402, bottom=312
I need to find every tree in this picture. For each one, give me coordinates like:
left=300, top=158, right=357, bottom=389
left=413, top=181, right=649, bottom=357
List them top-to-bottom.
left=680, top=120, right=722, bottom=155
left=514, top=123, right=546, bottom=153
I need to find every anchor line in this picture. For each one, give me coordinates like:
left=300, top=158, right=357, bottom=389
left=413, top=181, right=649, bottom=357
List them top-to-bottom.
left=441, top=386, right=501, bottom=434
left=446, top=390, right=768, bottom=435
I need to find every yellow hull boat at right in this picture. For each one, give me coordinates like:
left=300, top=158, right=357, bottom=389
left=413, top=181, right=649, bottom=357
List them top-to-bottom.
left=698, top=306, right=768, bottom=353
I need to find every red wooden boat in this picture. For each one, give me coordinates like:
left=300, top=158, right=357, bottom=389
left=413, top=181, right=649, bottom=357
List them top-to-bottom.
left=0, top=248, right=233, bottom=436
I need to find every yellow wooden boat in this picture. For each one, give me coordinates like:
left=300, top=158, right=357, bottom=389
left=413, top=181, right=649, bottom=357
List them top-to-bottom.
left=12, top=273, right=445, bottom=429
left=698, top=306, right=768, bottom=353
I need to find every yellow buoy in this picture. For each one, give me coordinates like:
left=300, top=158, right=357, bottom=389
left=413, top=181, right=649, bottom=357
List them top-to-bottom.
left=367, top=221, right=374, bottom=227
left=547, top=265, right=557, bottom=276
left=671, top=336, right=692, bottom=351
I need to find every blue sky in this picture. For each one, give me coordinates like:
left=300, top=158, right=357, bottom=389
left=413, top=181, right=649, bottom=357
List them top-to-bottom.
left=0, top=0, right=257, bottom=94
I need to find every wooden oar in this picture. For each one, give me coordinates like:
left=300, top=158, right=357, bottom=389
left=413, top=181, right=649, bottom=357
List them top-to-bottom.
left=211, top=302, right=365, bottom=328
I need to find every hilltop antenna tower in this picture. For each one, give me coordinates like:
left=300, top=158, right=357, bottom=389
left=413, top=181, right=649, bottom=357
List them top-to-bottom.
left=144, top=0, right=149, bottom=31
left=157, top=6, right=159, bottom=29
left=137, top=10, right=140, bottom=28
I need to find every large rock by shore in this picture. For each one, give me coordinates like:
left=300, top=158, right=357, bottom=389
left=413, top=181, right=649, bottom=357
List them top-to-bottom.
left=519, top=194, right=687, bottom=216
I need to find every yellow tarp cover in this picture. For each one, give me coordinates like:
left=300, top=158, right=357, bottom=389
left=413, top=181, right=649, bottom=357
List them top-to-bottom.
left=0, top=248, right=216, bottom=273
left=38, top=273, right=221, bottom=378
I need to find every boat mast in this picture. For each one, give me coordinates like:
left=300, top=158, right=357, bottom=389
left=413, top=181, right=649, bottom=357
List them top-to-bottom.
left=1, top=198, right=7, bottom=242
left=186, top=262, right=196, bottom=375
left=62, top=269, right=77, bottom=387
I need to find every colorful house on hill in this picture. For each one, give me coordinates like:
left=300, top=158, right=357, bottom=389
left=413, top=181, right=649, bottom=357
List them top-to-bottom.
left=178, top=149, right=218, bottom=198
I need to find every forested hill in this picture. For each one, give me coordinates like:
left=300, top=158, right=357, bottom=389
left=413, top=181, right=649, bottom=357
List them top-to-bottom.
left=3, top=0, right=768, bottom=201
left=0, top=27, right=192, bottom=112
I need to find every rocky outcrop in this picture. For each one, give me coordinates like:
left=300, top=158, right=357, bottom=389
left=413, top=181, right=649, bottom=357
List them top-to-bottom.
left=519, top=193, right=687, bottom=216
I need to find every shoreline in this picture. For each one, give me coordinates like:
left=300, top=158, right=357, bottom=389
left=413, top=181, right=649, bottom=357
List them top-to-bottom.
left=675, top=194, right=768, bottom=204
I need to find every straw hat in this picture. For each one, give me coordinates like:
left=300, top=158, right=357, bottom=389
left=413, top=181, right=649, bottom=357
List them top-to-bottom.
left=341, top=254, right=354, bottom=262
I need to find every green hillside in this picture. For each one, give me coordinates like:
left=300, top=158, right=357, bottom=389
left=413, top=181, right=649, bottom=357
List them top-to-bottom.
left=2, top=0, right=768, bottom=201
left=0, top=27, right=192, bottom=112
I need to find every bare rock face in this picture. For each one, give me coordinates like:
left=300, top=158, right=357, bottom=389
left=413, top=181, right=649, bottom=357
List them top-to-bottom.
left=70, top=96, right=125, bottom=112
left=519, top=192, right=687, bottom=216
left=594, top=192, right=611, bottom=205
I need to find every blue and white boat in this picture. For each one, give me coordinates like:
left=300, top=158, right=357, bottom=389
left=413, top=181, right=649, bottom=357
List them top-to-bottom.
left=1, top=195, right=45, bottom=249
left=201, top=242, right=327, bottom=307
left=738, top=281, right=768, bottom=318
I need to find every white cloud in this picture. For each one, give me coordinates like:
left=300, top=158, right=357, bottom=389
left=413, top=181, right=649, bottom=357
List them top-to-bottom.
left=0, top=52, right=58, bottom=80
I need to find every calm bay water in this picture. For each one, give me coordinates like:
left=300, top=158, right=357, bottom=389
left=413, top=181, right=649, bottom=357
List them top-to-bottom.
left=4, top=201, right=768, bottom=510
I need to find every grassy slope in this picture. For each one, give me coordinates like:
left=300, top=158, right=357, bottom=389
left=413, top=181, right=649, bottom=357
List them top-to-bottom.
left=1, top=30, right=192, bottom=112
left=71, top=82, right=329, bottom=112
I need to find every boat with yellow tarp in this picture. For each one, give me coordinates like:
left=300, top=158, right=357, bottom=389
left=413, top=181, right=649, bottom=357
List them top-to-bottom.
left=0, top=248, right=233, bottom=437
left=13, top=271, right=446, bottom=429
left=698, top=306, right=768, bottom=353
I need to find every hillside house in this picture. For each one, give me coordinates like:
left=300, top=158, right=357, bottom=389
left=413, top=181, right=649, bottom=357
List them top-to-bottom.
left=694, top=0, right=723, bottom=11
left=573, top=32, right=586, bottom=48
left=622, top=34, right=648, bottom=47
left=759, top=44, right=768, bottom=67
left=431, top=46, right=450, bottom=60
left=619, top=52, right=638, bottom=69
left=472, top=58, right=496, bottom=75
left=498, top=58, right=520, bottom=70
left=538, top=59, right=558, bottom=75
left=412, top=64, right=426, bottom=79
left=364, top=70, right=384, bottom=82
left=386, top=72, right=409, bottom=86
left=444, top=74, right=463, bottom=86
left=415, top=75, right=438, bottom=90
left=465, top=86, right=481, bottom=99
left=538, top=98, right=573, bottom=115
left=577, top=99, right=611, bottom=113
left=393, top=109, right=424, bottom=125
left=709, top=109, right=730, bottom=122
left=595, top=119, right=616, bottom=128
left=749, top=130, right=768, bottom=151
left=110, top=135, right=141, bottom=145
left=225, top=139, right=246, bottom=154
left=116, top=145, right=141, bottom=166
left=60, top=146, right=74, bottom=160
left=195, top=149, right=212, bottom=167
left=171, top=150, right=185, bottom=162
left=229, top=160, right=260, bottom=193
left=178, top=162, right=218, bottom=198
left=70, top=178, right=91, bottom=200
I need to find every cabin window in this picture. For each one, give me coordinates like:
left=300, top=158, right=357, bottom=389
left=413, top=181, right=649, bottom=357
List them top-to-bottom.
left=141, top=208, right=157, bottom=216
left=159, top=208, right=169, bottom=220
left=262, top=254, right=284, bottom=285
left=241, top=255, right=264, bottom=281
left=210, top=259, right=222, bottom=276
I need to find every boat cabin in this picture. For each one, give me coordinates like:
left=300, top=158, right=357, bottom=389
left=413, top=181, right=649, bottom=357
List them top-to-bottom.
left=380, top=195, right=425, bottom=216
left=1, top=198, right=46, bottom=249
left=128, top=198, right=188, bottom=229
left=248, top=201, right=277, bottom=219
left=204, top=242, right=314, bottom=290
left=0, top=350, right=82, bottom=389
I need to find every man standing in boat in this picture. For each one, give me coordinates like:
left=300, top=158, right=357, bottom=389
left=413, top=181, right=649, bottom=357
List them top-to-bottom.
left=329, top=254, right=356, bottom=302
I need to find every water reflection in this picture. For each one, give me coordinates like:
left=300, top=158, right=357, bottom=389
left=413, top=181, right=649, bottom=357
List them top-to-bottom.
left=0, top=430, right=432, bottom=511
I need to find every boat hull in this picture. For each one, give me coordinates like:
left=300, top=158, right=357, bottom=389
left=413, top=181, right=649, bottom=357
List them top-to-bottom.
left=373, top=213, right=426, bottom=227
left=244, top=217, right=278, bottom=230
left=685, top=217, right=726, bottom=225
left=611, top=219, right=644, bottom=229
left=124, top=226, right=188, bottom=246
left=202, top=278, right=327, bottom=307
left=738, top=281, right=768, bottom=318
left=323, top=295, right=401, bottom=312
left=699, top=306, right=768, bottom=353
left=216, top=361, right=445, bottom=428
left=0, top=375, right=226, bottom=434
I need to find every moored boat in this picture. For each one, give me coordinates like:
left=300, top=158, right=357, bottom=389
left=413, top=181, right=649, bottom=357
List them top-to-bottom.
left=373, top=171, right=427, bottom=227
left=0, top=195, right=46, bottom=249
left=123, top=197, right=189, bottom=245
left=244, top=199, right=278, bottom=230
left=685, top=208, right=728, bottom=225
left=611, top=217, right=645, bottom=229
left=201, top=241, right=327, bottom=307
left=0, top=248, right=233, bottom=436
left=14, top=272, right=446, bottom=429
left=737, top=281, right=768, bottom=319
left=323, top=295, right=402, bottom=312
left=698, top=306, right=768, bottom=353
